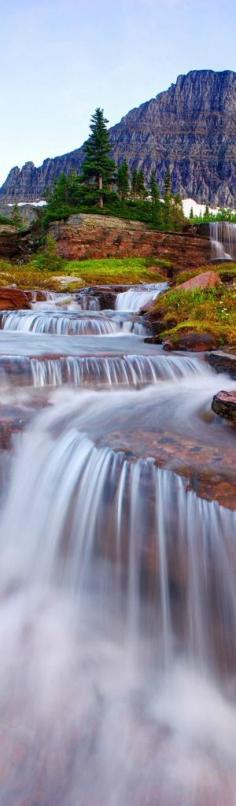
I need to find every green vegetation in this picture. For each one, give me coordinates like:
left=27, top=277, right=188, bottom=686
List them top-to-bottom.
left=41, top=106, right=185, bottom=232
left=82, top=108, right=116, bottom=208
left=191, top=209, right=236, bottom=224
left=0, top=256, right=168, bottom=291
left=151, top=265, right=236, bottom=348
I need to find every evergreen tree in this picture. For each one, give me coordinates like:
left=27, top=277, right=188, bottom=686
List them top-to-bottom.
left=82, top=108, right=115, bottom=208
left=117, top=161, right=129, bottom=199
left=131, top=169, right=138, bottom=199
left=136, top=169, right=147, bottom=199
left=163, top=169, right=172, bottom=229
left=150, top=171, right=162, bottom=227
left=204, top=204, right=210, bottom=218
left=189, top=206, right=194, bottom=220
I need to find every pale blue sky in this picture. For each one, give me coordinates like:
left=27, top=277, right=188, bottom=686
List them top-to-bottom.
left=0, top=0, right=235, bottom=183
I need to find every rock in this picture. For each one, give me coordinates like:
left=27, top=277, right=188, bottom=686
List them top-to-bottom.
left=1, top=70, right=236, bottom=206
left=49, top=214, right=210, bottom=266
left=177, top=270, right=221, bottom=291
left=0, top=288, right=30, bottom=310
left=165, top=331, right=218, bottom=351
left=208, top=351, right=236, bottom=378
left=212, top=390, right=236, bottom=422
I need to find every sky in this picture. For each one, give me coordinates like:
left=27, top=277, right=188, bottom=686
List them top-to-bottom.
left=0, top=0, right=235, bottom=184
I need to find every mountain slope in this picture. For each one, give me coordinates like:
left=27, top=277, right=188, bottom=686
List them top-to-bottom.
left=1, top=70, right=236, bottom=205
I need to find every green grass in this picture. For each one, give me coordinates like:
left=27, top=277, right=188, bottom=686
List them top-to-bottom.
left=0, top=256, right=167, bottom=291
left=151, top=284, right=236, bottom=348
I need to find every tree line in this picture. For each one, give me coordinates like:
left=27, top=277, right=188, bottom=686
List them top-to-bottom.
left=45, top=108, right=185, bottom=231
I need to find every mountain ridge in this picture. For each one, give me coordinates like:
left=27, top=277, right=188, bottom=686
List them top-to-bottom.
left=1, top=69, right=236, bottom=206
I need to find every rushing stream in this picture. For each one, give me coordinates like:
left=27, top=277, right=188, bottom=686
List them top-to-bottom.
left=0, top=283, right=236, bottom=804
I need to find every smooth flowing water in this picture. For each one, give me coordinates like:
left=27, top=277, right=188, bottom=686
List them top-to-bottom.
left=210, top=221, right=236, bottom=260
left=0, top=284, right=236, bottom=805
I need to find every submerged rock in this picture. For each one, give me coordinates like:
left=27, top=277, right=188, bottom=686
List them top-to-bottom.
left=208, top=351, right=236, bottom=378
left=212, top=390, right=236, bottom=422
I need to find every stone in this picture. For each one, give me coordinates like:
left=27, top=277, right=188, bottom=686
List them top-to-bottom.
left=1, top=70, right=236, bottom=206
left=49, top=214, right=210, bottom=266
left=177, top=270, right=221, bottom=291
left=0, top=288, right=30, bottom=310
left=165, top=331, right=218, bottom=351
left=207, top=351, right=236, bottom=378
left=212, top=390, right=236, bottom=422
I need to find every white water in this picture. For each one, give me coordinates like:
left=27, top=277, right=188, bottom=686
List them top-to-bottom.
left=210, top=221, right=236, bottom=260
left=116, top=282, right=168, bottom=311
left=0, top=286, right=235, bottom=804
left=0, top=352, right=208, bottom=388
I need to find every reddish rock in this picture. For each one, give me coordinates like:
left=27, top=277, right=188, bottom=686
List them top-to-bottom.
left=50, top=214, right=210, bottom=269
left=177, top=270, right=221, bottom=291
left=0, top=288, right=30, bottom=310
left=164, top=331, right=218, bottom=351
left=212, top=390, right=236, bottom=422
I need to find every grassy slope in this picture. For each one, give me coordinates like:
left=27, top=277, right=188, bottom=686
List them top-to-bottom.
left=0, top=257, right=169, bottom=291
left=150, top=263, right=236, bottom=349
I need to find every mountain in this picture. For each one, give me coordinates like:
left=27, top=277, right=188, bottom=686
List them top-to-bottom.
left=1, top=70, right=236, bottom=206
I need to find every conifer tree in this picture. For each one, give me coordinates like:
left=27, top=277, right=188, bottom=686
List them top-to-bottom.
left=82, top=108, right=115, bottom=208
left=117, top=161, right=129, bottom=199
left=131, top=169, right=138, bottom=199
left=136, top=169, right=147, bottom=199
left=150, top=171, right=162, bottom=227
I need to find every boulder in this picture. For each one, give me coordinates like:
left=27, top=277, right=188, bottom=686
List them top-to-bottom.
left=177, top=270, right=221, bottom=291
left=0, top=288, right=30, bottom=310
left=163, top=331, right=218, bottom=352
left=208, top=351, right=236, bottom=378
left=212, top=391, right=236, bottom=422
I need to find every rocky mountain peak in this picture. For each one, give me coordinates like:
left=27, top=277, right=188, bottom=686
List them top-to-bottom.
left=1, top=69, right=235, bottom=206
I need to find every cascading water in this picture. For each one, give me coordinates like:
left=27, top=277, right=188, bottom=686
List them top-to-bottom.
left=210, top=221, right=236, bottom=260
left=116, top=282, right=168, bottom=311
left=0, top=286, right=235, bottom=804
left=0, top=352, right=208, bottom=388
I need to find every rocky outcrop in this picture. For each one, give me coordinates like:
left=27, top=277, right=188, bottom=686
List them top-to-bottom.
left=1, top=70, right=236, bottom=205
left=50, top=214, right=210, bottom=267
left=177, top=270, right=221, bottom=291
left=0, top=288, right=30, bottom=310
left=162, top=332, right=218, bottom=352
left=207, top=351, right=236, bottom=378
left=212, top=390, right=236, bottom=422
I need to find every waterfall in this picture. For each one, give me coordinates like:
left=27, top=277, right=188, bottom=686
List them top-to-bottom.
left=210, top=221, right=236, bottom=260
left=116, top=282, right=168, bottom=311
left=0, top=311, right=123, bottom=336
left=0, top=353, right=208, bottom=388
left=1, top=394, right=236, bottom=676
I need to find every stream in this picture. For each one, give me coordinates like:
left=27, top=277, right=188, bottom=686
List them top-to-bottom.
left=0, top=282, right=236, bottom=805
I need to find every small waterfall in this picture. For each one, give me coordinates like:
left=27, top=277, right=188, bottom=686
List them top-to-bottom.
left=210, top=221, right=236, bottom=260
left=116, top=282, right=168, bottom=312
left=0, top=311, right=122, bottom=336
left=0, top=353, right=208, bottom=388
left=1, top=398, right=236, bottom=675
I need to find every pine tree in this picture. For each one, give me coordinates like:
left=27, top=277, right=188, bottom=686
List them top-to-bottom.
left=82, top=108, right=115, bottom=208
left=117, top=161, right=129, bottom=199
left=131, top=169, right=138, bottom=199
left=136, top=169, right=147, bottom=199
left=163, top=169, right=173, bottom=229
left=150, top=171, right=162, bottom=227
left=189, top=206, right=194, bottom=220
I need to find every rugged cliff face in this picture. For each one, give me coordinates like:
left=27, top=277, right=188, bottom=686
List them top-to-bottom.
left=1, top=70, right=236, bottom=205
